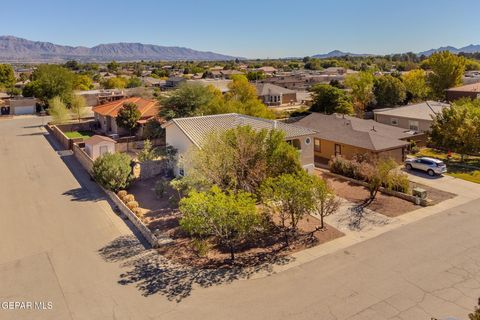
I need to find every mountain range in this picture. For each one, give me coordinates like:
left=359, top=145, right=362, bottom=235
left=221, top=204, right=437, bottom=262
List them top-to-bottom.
left=0, top=36, right=239, bottom=62
left=312, top=50, right=372, bottom=58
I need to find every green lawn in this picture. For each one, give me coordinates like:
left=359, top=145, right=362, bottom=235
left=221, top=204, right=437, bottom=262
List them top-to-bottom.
left=64, top=130, right=94, bottom=139
left=414, top=148, right=480, bottom=184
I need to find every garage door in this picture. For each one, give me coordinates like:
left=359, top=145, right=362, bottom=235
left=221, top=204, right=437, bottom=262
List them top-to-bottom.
left=14, top=106, right=35, bottom=115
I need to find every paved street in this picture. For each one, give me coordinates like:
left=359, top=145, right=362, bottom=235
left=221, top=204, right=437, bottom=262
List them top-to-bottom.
left=1, top=116, right=479, bottom=320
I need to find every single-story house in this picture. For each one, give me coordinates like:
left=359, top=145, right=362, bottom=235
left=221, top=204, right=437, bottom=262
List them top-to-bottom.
left=257, top=66, right=277, bottom=75
left=165, top=76, right=186, bottom=88
left=187, top=79, right=232, bottom=94
left=445, top=82, right=480, bottom=102
left=255, top=83, right=297, bottom=106
left=75, top=89, right=126, bottom=107
left=93, top=97, right=160, bottom=137
left=8, top=98, right=37, bottom=115
left=373, top=101, right=449, bottom=134
left=163, top=113, right=316, bottom=176
left=295, top=113, right=422, bottom=164
left=84, top=135, right=116, bottom=159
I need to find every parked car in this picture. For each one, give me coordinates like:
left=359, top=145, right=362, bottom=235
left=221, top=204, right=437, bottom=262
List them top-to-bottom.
left=405, top=157, right=447, bottom=176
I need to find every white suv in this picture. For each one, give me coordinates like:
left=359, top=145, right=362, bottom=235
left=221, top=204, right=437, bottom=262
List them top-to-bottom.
left=405, top=157, right=447, bottom=176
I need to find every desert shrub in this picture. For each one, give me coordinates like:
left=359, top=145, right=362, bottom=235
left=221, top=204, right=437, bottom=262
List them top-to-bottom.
left=409, top=140, right=419, bottom=154
left=92, top=152, right=133, bottom=192
left=329, top=155, right=362, bottom=179
left=385, top=171, right=410, bottom=193
left=154, top=179, right=168, bottom=198
left=117, top=190, right=128, bottom=199
left=123, top=194, right=135, bottom=203
left=126, top=201, right=139, bottom=210
left=131, top=207, right=142, bottom=217
left=192, top=239, right=211, bottom=257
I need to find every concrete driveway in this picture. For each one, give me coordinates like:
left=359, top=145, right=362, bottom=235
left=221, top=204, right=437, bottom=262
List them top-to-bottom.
left=1, top=116, right=480, bottom=320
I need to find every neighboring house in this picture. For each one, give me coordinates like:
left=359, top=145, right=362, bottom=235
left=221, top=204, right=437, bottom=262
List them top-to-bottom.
left=257, top=66, right=277, bottom=75
left=165, top=76, right=186, bottom=88
left=142, top=77, right=164, bottom=88
left=445, top=82, right=480, bottom=102
left=255, top=83, right=297, bottom=106
left=76, top=89, right=127, bottom=107
left=93, top=97, right=160, bottom=136
left=8, top=98, right=37, bottom=115
left=373, top=101, right=449, bottom=133
left=163, top=113, right=316, bottom=176
left=295, top=113, right=422, bottom=164
left=84, top=135, right=116, bottom=159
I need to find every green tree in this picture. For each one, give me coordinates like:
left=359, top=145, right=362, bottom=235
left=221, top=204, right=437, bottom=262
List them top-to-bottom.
left=426, top=51, right=466, bottom=99
left=304, top=58, right=322, bottom=70
left=107, top=60, right=120, bottom=73
left=0, top=64, right=15, bottom=89
left=24, top=65, right=75, bottom=105
left=401, top=69, right=430, bottom=102
left=246, top=71, right=266, bottom=81
left=344, top=71, right=375, bottom=116
left=74, top=74, right=94, bottom=91
left=373, top=74, right=407, bottom=107
left=127, top=76, right=143, bottom=88
left=102, top=77, right=127, bottom=89
left=160, top=82, right=215, bottom=119
left=309, top=83, right=352, bottom=114
left=70, top=95, right=88, bottom=122
left=48, top=96, right=70, bottom=124
left=430, top=99, right=480, bottom=160
left=116, top=102, right=141, bottom=137
left=142, top=118, right=164, bottom=139
left=186, top=126, right=301, bottom=195
left=137, top=139, right=158, bottom=162
left=92, top=152, right=133, bottom=192
left=362, top=158, right=397, bottom=205
left=261, top=171, right=316, bottom=245
left=312, top=177, right=340, bottom=230
left=179, top=186, right=262, bottom=261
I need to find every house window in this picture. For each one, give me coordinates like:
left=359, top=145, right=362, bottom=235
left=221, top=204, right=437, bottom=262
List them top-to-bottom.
left=391, top=118, right=399, bottom=126
left=409, top=120, right=419, bottom=131
left=305, top=137, right=311, bottom=145
left=314, top=138, right=321, bottom=152
left=287, top=139, right=301, bottom=150
left=334, top=144, right=342, bottom=156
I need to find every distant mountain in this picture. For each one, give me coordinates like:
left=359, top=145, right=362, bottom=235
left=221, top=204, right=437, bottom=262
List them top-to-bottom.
left=0, top=36, right=240, bottom=62
left=418, top=44, right=480, bottom=56
left=312, top=50, right=372, bottom=58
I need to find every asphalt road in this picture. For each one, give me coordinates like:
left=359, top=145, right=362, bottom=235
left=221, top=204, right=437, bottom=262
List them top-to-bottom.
left=0, top=116, right=479, bottom=320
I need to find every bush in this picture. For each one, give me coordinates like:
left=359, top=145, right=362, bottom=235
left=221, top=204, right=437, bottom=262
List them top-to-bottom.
left=92, top=152, right=133, bottom=192
left=385, top=171, right=410, bottom=193
left=154, top=179, right=168, bottom=198
left=117, top=190, right=128, bottom=199
left=123, top=194, right=135, bottom=203
left=126, top=201, right=139, bottom=210
left=131, top=207, right=142, bottom=217
left=192, top=239, right=210, bottom=257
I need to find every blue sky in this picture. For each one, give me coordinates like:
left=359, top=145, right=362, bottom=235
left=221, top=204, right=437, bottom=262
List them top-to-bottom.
left=2, top=0, right=480, bottom=58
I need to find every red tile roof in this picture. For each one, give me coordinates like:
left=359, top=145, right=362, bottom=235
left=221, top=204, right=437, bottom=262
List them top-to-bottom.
left=92, top=97, right=159, bottom=118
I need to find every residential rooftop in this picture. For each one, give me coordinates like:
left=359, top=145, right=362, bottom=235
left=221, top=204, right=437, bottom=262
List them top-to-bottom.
left=255, top=83, right=296, bottom=96
left=92, top=97, right=159, bottom=118
left=373, top=101, right=450, bottom=121
left=163, top=113, right=315, bottom=147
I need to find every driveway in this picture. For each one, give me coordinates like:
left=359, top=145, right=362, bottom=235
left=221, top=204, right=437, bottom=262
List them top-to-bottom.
left=1, top=116, right=479, bottom=320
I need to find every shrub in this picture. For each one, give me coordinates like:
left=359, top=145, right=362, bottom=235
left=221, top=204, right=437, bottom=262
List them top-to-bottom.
left=92, top=152, right=133, bottom=192
left=329, top=155, right=363, bottom=180
left=385, top=171, right=410, bottom=193
left=154, top=179, right=168, bottom=198
left=117, top=190, right=128, bottom=199
left=123, top=194, right=135, bottom=203
left=126, top=201, right=139, bottom=210
left=131, top=207, right=142, bottom=217
left=192, top=239, right=210, bottom=257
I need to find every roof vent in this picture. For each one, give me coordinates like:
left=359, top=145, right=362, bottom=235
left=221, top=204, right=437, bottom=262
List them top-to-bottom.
left=273, top=120, right=278, bottom=129
left=371, top=126, right=377, bottom=132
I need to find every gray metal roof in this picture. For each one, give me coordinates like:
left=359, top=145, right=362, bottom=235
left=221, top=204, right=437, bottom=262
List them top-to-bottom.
left=167, top=113, right=315, bottom=147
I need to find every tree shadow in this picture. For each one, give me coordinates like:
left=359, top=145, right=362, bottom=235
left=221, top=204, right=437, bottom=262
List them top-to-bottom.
left=62, top=187, right=104, bottom=202
left=99, top=235, right=293, bottom=302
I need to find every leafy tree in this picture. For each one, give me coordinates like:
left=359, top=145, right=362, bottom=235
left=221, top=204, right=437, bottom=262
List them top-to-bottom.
left=426, top=51, right=466, bottom=99
left=304, top=58, right=322, bottom=70
left=64, top=60, right=80, bottom=70
left=107, top=60, right=120, bottom=73
left=0, top=64, right=15, bottom=89
left=24, top=65, right=75, bottom=105
left=401, top=69, right=430, bottom=102
left=246, top=71, right=266, bottom=81
left=344, top=71, right=375, bottom=116
left=373, top=74, right=406, bottom=107
left=74, top=75, right=94, bottom=91
left=127, top=76, right=143, bottom=88
left=102, top=77, right=127, bottom=89
left=160, top=82, right=215, bottom=119
left=309, top=83, right=352, bottom=114
left=6, top=87, right=22, bottom=97
left=70, top=95, right=88, bottom=122
left=48, top=96, right=70, bottom=124
left=430, top=99, right=480, bottom=161
left=116, top=102, right=141, bottom=137
left=142, top=118, right=164, bottom=139
left=186, top=126, right=301, bottom=195
left=137, top=139, right=158, bottom=162
left=92, top=152, right=133, bottom=191
left=362, top=158, right=397, bottom=205
left=261, top=171, right=316, bottom=245
left=312, top=177, right=340, bottom=230
left=179, top=186, right=262, bottom=261
left=469, top=299, right=480, bottom=320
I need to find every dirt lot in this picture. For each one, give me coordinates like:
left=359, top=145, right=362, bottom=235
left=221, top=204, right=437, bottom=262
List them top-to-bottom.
left=316, top=170, right=419, bottom=217
left=127, top=177, right=344, bottom=266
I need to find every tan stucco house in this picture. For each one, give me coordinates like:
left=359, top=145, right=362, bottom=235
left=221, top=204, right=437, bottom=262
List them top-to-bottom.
left=255, top=83, right=297, bottom=106
left=93, top=97, right=159, bottom=137
left=162, top=113, right=316, bottom=176
left=295, top=113, right=422, bottom=164
left=84, top=135, right=116, bottom=159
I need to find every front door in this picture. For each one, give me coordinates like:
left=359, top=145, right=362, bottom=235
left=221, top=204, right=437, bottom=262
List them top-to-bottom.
left=334, top=144, right=341, bottom=156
